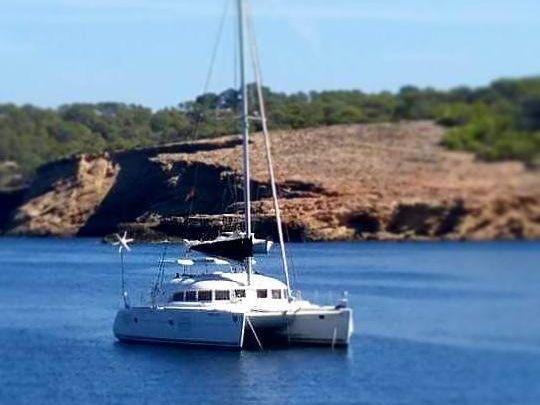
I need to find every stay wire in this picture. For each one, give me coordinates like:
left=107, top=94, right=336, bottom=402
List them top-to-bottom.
left=187, top=0, right=232, bottom=216
left=246, top=0, right=293, bottom=293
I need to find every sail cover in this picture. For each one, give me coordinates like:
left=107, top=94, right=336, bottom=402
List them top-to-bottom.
left=188, top=236, right=253, bottom=262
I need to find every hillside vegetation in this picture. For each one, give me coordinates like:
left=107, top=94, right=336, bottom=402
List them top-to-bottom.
left=1, top=76, right=539, bottom=182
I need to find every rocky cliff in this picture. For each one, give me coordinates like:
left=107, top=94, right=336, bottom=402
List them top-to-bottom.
left=2, top=122, right=539, bottom=241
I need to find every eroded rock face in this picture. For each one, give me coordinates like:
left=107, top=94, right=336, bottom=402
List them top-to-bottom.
left=3, top=122, right=540, bottom=240
left=6, top=154, right=118, bottom=236
left=459, top=196, right=540, bottom=240
left=387, top=200, right=467, bottom=238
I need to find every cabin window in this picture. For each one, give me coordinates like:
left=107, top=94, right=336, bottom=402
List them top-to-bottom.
left=234, top=289, right=246, bottom=298
left=257, top=289, right=268, bottom=299
left=271, top=289, right=282, bottom=299
left=283, top=289, right=288, bottom=299
left=198, top=290, right=212, bottom=301
left=215, top=290, right=230, bottom=301
left=185, top=291, right=197, bottom=302
left=171, top=292, right=184, bottom=302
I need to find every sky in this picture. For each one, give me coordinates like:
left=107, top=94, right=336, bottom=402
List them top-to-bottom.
left=1, top=0, right=539, bottom=109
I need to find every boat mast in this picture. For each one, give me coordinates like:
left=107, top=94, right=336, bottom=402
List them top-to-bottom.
left=237, top=0, right=253, bottom=284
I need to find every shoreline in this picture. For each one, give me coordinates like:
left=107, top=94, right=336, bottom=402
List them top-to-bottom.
left=1, top=234, right=538, bottom=244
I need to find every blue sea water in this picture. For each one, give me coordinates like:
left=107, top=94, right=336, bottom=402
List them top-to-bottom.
left=0, top=238, right=539, bottom=404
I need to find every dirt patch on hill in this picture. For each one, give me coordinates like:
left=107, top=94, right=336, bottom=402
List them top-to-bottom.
left=3, top=121, right=540, bottom=240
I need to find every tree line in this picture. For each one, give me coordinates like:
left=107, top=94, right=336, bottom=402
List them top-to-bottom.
left=1, top=76, right=539, bottom=183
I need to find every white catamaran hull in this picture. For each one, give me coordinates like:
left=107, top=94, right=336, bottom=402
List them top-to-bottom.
left=114, top=305, right=352, bottom=349
left=113, top=307, right=246, bottom=349
left=249, top=308, right=353, bottom=346
left=285, top=308, right=353, bottom=346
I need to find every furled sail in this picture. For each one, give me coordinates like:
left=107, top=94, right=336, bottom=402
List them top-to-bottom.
left=186, top=235, right=253, bottom=262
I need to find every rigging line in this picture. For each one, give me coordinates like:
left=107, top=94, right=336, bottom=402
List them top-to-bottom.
left=187, top=0, right=231, bottom=216
left=201, top=0, right=231, bottom=104
left=246, top=0, right=292, bottom=296
left=233, top=2, right=239, bottom=95
left=281, top=201, right=298, bottom=286
left=282, top=214, right=298, bottom=290
left=282, top=221, right=297, bottom=284
left=288, top=242, right=298, bottom=287
left=150, top=243, right=169, bottom=304
left=158, top=244, right=169, bottom=289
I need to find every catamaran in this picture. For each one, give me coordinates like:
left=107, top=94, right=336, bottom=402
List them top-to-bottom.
left=112, top=0, right=353, bottom=349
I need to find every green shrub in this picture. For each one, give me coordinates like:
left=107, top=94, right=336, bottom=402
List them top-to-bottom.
left=2, top=76, right=540, bottom=181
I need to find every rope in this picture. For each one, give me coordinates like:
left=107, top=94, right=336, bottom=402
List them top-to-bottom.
left=246, top=316, right=264, bottom=351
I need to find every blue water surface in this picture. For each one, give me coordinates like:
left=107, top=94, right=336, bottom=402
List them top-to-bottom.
left=0, top=238, right=539, bottom=404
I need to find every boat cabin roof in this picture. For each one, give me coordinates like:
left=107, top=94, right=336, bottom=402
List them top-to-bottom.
left=167, top=272, right=286, bottom=291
